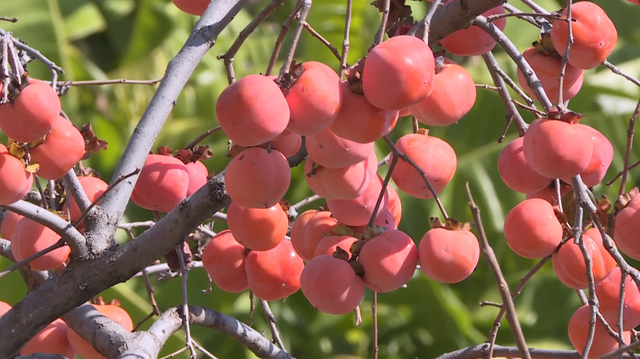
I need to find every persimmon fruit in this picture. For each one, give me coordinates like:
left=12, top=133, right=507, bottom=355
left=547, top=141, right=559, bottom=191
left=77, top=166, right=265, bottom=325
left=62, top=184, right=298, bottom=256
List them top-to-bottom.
left=29, top=115, right=86, bottom=180
left=131, top=154, right=189, bottom=212
left=503, top=198, right=563, bottom=259
left=226, top=202, right=288, bottom=251
left=419, top=227, right=480, bottom=283
left=201, top=230, right=249, bottom=293
left=360, top=230, right=418, bottom=292
left=244, top=239, right=304, bottom=301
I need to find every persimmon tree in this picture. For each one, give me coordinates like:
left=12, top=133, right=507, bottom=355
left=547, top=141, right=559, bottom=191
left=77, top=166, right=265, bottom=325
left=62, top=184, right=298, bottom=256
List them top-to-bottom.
left=0, top=0, right=640, bottom=358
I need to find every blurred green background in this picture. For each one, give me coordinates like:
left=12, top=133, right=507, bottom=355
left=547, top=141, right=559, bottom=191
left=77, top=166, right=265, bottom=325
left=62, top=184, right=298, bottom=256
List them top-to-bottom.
left=1, top=0, right=640, bottom=358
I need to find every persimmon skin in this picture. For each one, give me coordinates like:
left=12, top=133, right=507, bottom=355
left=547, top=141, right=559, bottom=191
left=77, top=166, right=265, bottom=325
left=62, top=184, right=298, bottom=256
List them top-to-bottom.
left=172, top=0, right=209, bottom=15
left=551, top=2, right=617, bottom=70
left=440, top=6, right=507, bottom=56
left=363, top=35, right=435, bottom=110
left=517, top=47, right=584, bottom=103
left=285, top=61, right=342, bottom=136
left=409, top=62, right=476, bottom=126
left=216, top=74, right=289, bottom=146
left=0, top=79, right=60, bottom=143
left=330, top=81, right=399, bottom=143
left=29, top=115, right=86, bottom=180
left=523, top=119, right=593, bottom=179
left=305, top=127, right=374, bottom=169
left=562, top=127, right=613, bottom=187
left=391, top=131, right=457, bottom=199
left=270, top=132, right=302, bottom=157
left=498, top=136, right=551, bottom=193
left=224, top=147, right=291, bottom=208
left=304, top=150, right=377, bottom=200
left=0, top=152, right=33, bottom=205
left=131, top=154, right=189, bottom=212
left=185, top=161, right=209, bottom=197
left=326, top=175, right=388, bottom=227
left=68, top=176, right=108, bottom=221
left=386, top=185, right=402, bottom=227
left=613, top=195, right=640, bottom=260
left=503, top=198, right=563, bottom=259
left=226, top=202, right=288, bottom=251
left=351, top=208, right=397, bottom=234
left=290, top=209, right=318, bottom=254
left=292, top=210, right=338, bottom=261
left=1, top=211, right=24, bottom=239
left=12, top=217, right=71, bottom=271
left=584, top=227, right=616, bottom=276
left=419, top=228, right=480, bottom=283
left=201, top=230, right=249, bottom=293
left=360, top=230, right=418, bottom=292
left=552, top=234, right=612, bottom=289
left=314, top=235, right=359, bottom=257
left=244, top=240, right=304, bottom=301
left=301, top=255, right=365, bottom=314
left=596, top=267, right=640, bottom=331
left=0, top=301, right=10, bottom=316
left=66, top=304, right=134, bottom=359
left=569, top=305, right=631, bottom=359
left=20, top=319, right=76, bottom=358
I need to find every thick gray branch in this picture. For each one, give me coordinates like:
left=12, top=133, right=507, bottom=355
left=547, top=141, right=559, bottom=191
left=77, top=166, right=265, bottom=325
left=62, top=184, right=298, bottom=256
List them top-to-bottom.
left=92, top=0, right=248, bottom=255
left=0, top=176, right=230, bottom=357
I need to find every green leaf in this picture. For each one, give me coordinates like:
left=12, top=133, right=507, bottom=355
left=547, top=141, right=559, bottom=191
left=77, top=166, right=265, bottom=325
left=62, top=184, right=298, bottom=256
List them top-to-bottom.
left=64, top=2, right=107, bottom=41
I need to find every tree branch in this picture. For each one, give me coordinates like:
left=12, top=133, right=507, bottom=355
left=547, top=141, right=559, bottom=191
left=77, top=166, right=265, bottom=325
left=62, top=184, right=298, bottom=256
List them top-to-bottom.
left=91, top=0, right=248, bottom=255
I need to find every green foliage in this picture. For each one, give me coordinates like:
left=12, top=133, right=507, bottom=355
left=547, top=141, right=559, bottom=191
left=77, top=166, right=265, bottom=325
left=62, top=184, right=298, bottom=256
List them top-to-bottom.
left=1, top=0, right=640, bottom=358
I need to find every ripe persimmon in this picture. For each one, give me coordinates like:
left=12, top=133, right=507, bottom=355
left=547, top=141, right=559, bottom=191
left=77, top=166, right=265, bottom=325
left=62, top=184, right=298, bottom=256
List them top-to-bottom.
left=172, top=0, right=210, bottom=15
left=551, top=1, right=617, bottom=69
left=439, top=6, right=507, bottom=56
left=362, top=35, right=435, bottom=110
left=283, top=61, right=342, bottom=136
left=216, top=74, right=289, bottom=146
left=29, top=115, right=86, bottom=180
left=305, top=127, right=374, bottom=169
left=391, top=130, right=456, bottom=199
left=498, top=136, right=551, bottom=193
left=224, top=147, right=290, bottom=208
left=304, top=150, right=377, bottom=200
left=0, top=152, right=33, bottom=205
left=131, top=154, right=189, bottom=212
left=185, top=160, right=209, bottom=197
left=326, top=175, right=388, bottom=227
left=68, top=176, right=108, bottom=222
left=613, top=194, right=640, bottom=260
left=503, top=198, right=563, bottom=259
left=226, top=201, right=288, bottom=251
left=1, top=210, right=24, bottom=239
left=292, top=210, right=338, bottom=261
left=11, top=217, right=71, bottom=271
left=419, top=226, right=480, bottom=283
left=201, top=230, right=249, bottom=293
left=360, top=230, right=418, bottom=292
left=244, top=239, right=304, bottom=301
left=568, top=305, right=631, bottom=359
left=20, top=319, right=76, bottom=358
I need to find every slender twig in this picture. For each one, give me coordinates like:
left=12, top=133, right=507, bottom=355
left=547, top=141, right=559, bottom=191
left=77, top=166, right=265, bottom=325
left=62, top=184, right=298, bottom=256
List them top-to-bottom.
left=218, top=0, right=287, bottom=84
left=265, top=0, right=304, bottom=76
left=278, top=0, right=312, bottom=76
left=339, top=0, right=352, bottom=78
left=373, top=0, right=390, bottom=45
left=421, top=0, right=442, bottom=41
left=520, top=0, right=550, bottom=13
left=557, top=0, right=573, bottom=110
left=487, top=11, right=561, bottom=22
left=474, top=16, right=554, bottom=114
left=0, top=17, right=18, bottom=22
left=301, top=22, right=342, bottom=63
left=0, top=28, right=64, bottom=79
left=482, top=52, right=528, bottom=138
left=603, top=61, right=640, bottom=88
left=57, top=78, right=163, bottom=87
left=618, top=99, right=640, bottom=196
left=182, top=126, right=222, bottom=150
left=383, top=136, right=449, bottom=219
left=366, top=153, right=398, bottom=229
left=607, top=158, right=640, bottom=186
left=570, top=176, right=597, bottom=359
left=555, top=179, right=564, bottom=213
left=467, top=183, right=531, bottom=359
left=290, top=194, right=322, bottom=213
left=117, top=221, right=156, bottom=230
left=0, top=239, right=65, bottom=279
left=176, top=245, right=196, bottom=359
left=485, top=256, right=551, bottom=358
left=372, top=292, right=379, bottom=359
left=260, top=300, right=286, bottom=350
left=479, top=301, right=503, bottom=308
left=192, top=340, right=219, bottom=359
left=159, top=347, right=188, bottom=359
